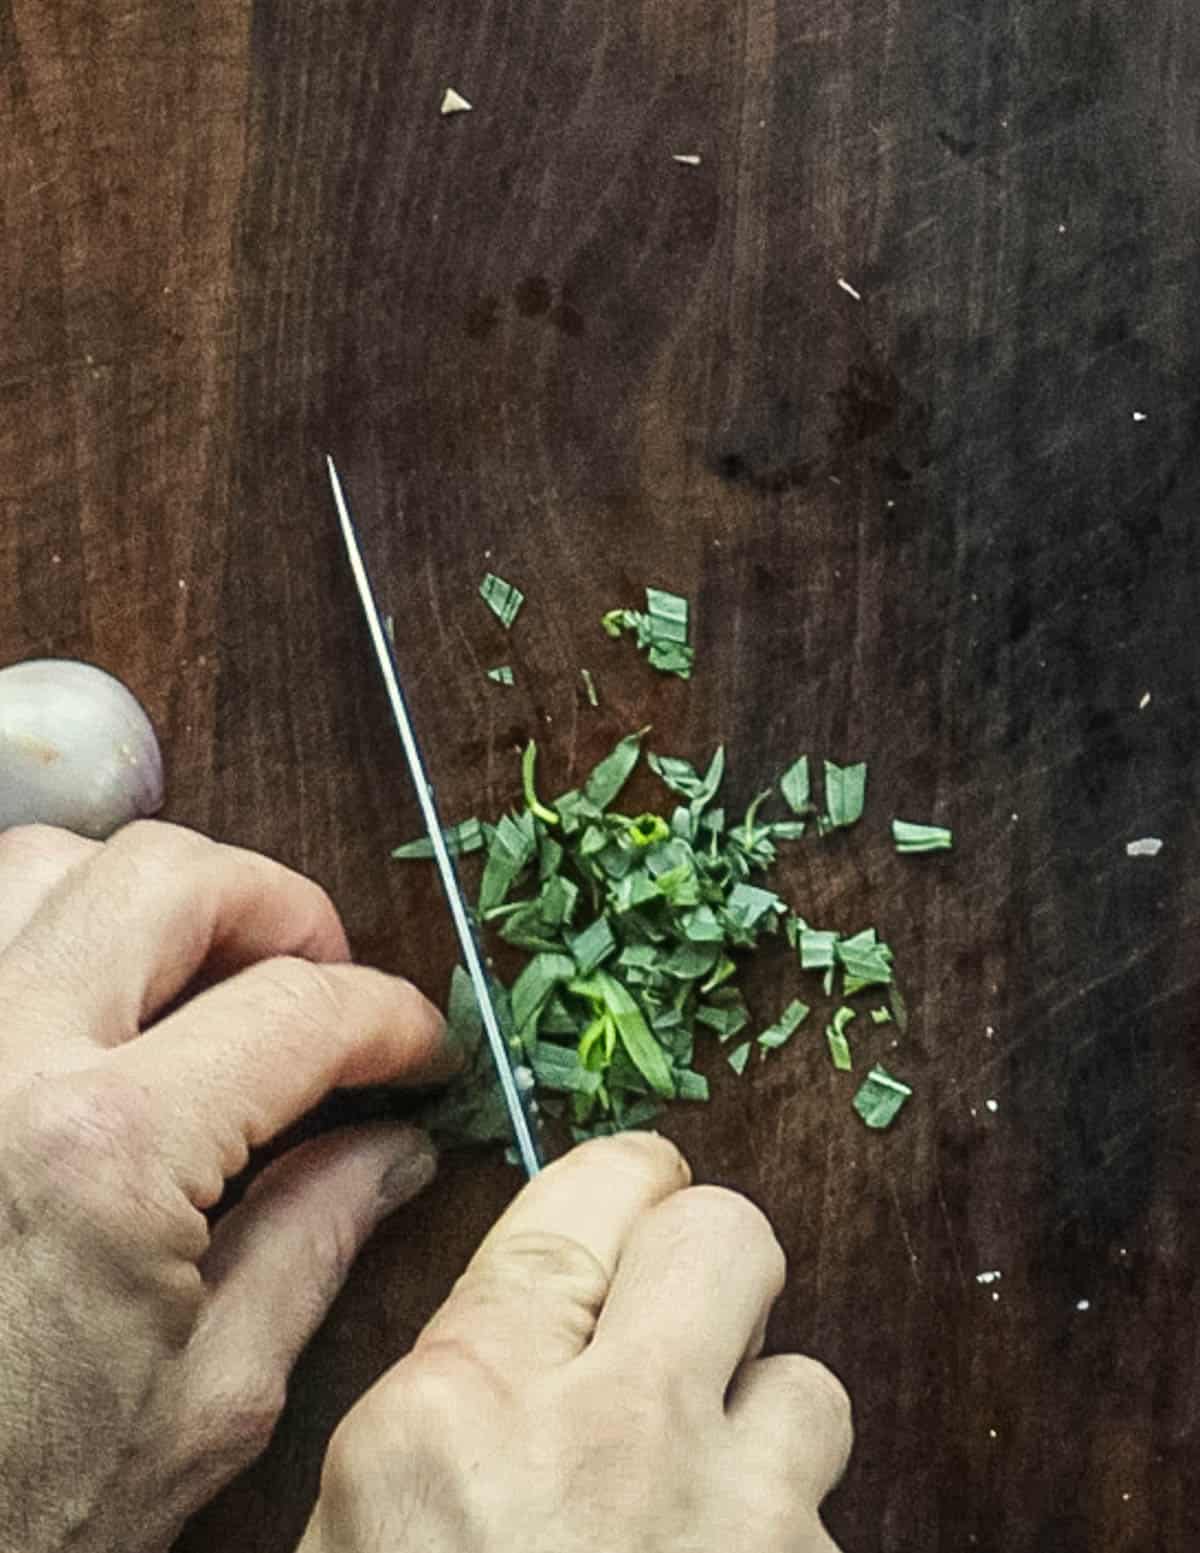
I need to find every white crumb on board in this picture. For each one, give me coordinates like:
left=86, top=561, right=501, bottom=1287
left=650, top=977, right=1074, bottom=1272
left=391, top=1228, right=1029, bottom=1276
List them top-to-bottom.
left=440, top=87, right=473, bottom=115
left=672, top=153, right=702, bottom=166
left=837, top=276, right=863, bottom=301
left=1132, top=411, right=1147, bottom=422
left=1139, top=691, right=1151, bottom=709
left=1126, top=837, right=1163, bottom=858
left=985, top=1098, right=999, bottom=1113
left=976, top=1271, right=1002, bottom=1285
left=1076, top=1299, right=1091, bottom=1312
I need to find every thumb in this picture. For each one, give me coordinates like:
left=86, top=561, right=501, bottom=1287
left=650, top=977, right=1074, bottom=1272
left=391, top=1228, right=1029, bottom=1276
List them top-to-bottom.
left=192, top=1123, right=436, bottom=1387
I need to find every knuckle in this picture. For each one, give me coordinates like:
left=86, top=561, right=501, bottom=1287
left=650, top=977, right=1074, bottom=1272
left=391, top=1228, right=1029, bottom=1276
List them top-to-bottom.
left=110, top=817, right=211, bottom=866
left=0, top=822, right=89, bottom=872
left=247, top=956, right=348, bottom=1030
left=19, top=1067, right=158, bottom=1164
left=565, top=1129, right=691, bottom=1189
left=667, top=1186, right=786, bottom=1282
left=478, top=1229, right=608, bottom=1305
left=459, top=1230, right=608, bottom=1347
left=355, top=1345, right=502, bottom=1451
left=775, top=1354, right=854, bottom=1446
left=201, top=1365, right=287, bottom=1459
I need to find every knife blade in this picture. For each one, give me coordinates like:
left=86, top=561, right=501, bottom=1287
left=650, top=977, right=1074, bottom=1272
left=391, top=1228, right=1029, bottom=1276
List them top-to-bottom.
left=326, top=455, right=543, bottom=1179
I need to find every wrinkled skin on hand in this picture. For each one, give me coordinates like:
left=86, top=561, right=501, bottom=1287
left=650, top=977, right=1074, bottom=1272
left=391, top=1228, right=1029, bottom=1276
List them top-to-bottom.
left=0, top=822, right=450, bottom=1553
left=298, top=1133, right=853, bottom=1553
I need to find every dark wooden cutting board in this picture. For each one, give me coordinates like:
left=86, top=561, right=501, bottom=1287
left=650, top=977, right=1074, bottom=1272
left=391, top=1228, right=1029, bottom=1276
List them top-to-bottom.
left=2, top=1, right=1198, bottom=1548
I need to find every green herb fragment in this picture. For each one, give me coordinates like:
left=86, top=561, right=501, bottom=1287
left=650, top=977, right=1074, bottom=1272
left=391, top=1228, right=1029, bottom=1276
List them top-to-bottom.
left=479, top=571, right=524, bottom=628
left=602, top=590, right=695, bottom=679
left=486, top=665, right=514, bottom=686
left=581, top=668, right=600, bottom=707
left=583, top=729, right=647, bottom=809
left=521, top=742, right=559, bottom=827
left=649, top=746, right=725, bottom=810
left=780, top=755, right=811, bottom=815
left=823, top=760, right=868, bottom=829
left=478, top=810, right=537, bottom=913
left=391, top=817, right=484, bottom=860
left=893, top=819, right=954, bottom=853
left=771, top=821, right=808, bottom=840
left=726, top=882, right=785, bottom=932
left=682, top=905, right=724, bottom=942
left=569, top=915, right=617, bottom=975
left=798, top=926, right=837, bottom=970
left=836, top=929, right=894, bottom=989
left=511, top=952, right=577, bottom=1040
left=701, top=955, right=736, bottom=994
left=413, top=967, right=516, bottom=1147
left=585, top=972, right=675, bottom=1098
left=758, top=999, right=810, bottom=1051
left=696, top=1001, right=750, bottom=1042
left=826, top=1006, right=856, bottom=1071
left=870, top=1006, right=893, bottom=1025
left=727, top=1041, right=753, bottom=1075
left=530, top=1042, right=603, bottom=1095
left=852, top=1065, right=912, bottom=1129
left=675, top=1069, right=710, bottom=1102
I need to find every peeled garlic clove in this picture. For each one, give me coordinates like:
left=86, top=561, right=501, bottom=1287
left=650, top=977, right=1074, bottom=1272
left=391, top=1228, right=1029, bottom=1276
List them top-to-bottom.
left=0, top=659, right=165, bottom=840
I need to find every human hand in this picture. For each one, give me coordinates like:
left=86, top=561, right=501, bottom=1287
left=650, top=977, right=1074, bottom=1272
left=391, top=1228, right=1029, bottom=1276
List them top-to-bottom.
left=0, top=821, right=453, bottom=1553
left=297, top=1132, right=852, bottom=1553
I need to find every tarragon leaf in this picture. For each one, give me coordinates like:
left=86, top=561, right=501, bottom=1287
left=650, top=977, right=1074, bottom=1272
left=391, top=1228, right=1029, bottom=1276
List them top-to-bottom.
left=479, top=572, right=524, bottom=628
left=583, top=730, right=646, bottom=810
left=648, top=745, right=725, bottom=809
left=780, top=756, right=811, bottom=815
left=823, top=760, right=868, bottom=829
left=478, top=810, right=537, bottom=913
left=391, top=817, right=484, bottom=860
left=893, top=819, right=954, bottom=853
left=770, top=821, right=808, bottom=840
left=725, top=882, right=785, bottom=932
left=569, top=915, right=617, bottom=975
left=798, top=925, right=837, bottom=971
left=836, top=929, right=893, bottom=989
left=511, top=952, right=577, bottom=1038
left=593, top=972, right=675, bottom=1097
left=757, top=998, right=810, bottom=1051
left=696, top=1001, right=750, bottom=1042
left=826, top=1006, right=856, bottom=1071
left=727, top=1041, right=752, bottom=1075
left=530, top=1042, right=603, bottom=1095
left=852, top=1065, right=912, bottom=1128
left=674, top=1069, right=710, bottom=1102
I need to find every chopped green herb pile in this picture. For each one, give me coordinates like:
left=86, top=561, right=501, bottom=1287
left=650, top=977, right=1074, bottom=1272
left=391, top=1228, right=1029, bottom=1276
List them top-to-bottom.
left=480, top=572, right=525, bottom=629
left=602, top=588, right=694, bottom=679
left=487, top=665, right=515, bottom=687
left=398, top=733, right=926, bottom=1147
left=892, top=819, right=954, bottom=853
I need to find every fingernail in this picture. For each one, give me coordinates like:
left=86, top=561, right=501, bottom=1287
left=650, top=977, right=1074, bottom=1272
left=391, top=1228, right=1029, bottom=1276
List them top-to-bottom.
left=378, top=1130, right=438, bottom=1213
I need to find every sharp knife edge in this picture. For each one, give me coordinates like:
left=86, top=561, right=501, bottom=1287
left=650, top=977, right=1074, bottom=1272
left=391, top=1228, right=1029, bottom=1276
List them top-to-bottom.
left=326, top=455, right=543, bottom=1178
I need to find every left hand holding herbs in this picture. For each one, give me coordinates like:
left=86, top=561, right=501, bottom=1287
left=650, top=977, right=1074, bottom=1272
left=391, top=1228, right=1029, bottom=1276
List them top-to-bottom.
left=0, top=821, right=452, bottom=1553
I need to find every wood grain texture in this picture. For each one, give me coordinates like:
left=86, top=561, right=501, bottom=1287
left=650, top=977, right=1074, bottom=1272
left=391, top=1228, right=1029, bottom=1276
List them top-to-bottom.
left=2, top=1, right=1199, bottom=1549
